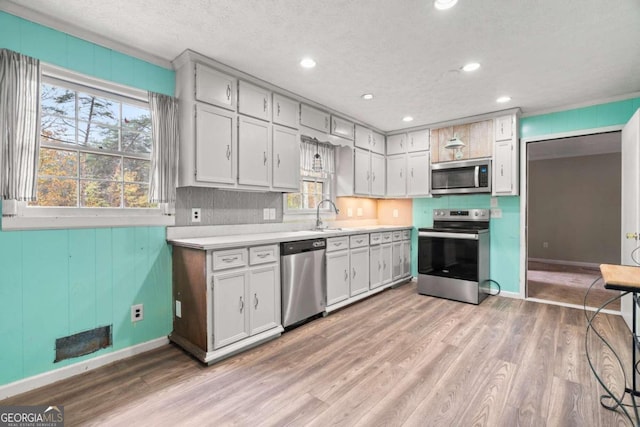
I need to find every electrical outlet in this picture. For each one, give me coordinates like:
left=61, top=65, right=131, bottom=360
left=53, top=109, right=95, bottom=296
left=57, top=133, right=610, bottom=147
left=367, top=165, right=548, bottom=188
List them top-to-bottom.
left=490, top=197, right=498, bottom=208
left=357, top=207, right=363, bottom=217
left=191, top=208, right=201, bottom=223
left=263, top=208, right=270, bottom=220
left=269, top=208, right=276, bottom=220
left=347, top=208, right=353, bottom=217
left=490, top=208, right=502, bottom=218
left=393, top=209, right=399, bottom=218
left=543, top=242, right=549, bottom=248
left=175, top=300, right=182, bottom=318
left=131, top=304, right=143, bottom=322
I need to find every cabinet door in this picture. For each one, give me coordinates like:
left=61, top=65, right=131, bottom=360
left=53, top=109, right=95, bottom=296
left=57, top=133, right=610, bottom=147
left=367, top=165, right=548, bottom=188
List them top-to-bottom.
left=195, top=63, right=236, bottom=110
left=238, top=80, right=270, bottom=121
left=273, top=94, right=299, bottom=129
left=195, top=103, right=237, bottom=185
left=300, top=104, right=330, bottom=133
left=495, top=115, right=513, bottom=141
left=238, top=116, right=271, bottom=187
left=331, top=116, right=355, bottom=140
left=272, top=125, right=300, bottom=191
left=354, top=125, right=372, bottom=150
left=407, top=129, right=430, bottom=152
left=371, top=131, right=385, bottom=155
left=387, top=134, right=406, bottom=155
left=493, top=140, right=516, bottom=195
left=354, top=148, right=371, bottom=195
left=407, top=151, right=430, bottom=196
left=370, top=152, right=386, bottom=196
left=386, top=154, right=406, bottom=197
left=402, top=240, right=411, bottom=277
left=392, top=241, right=403, bottom=281
left=381, top=244, right=392, bottom=284
left=369, top=245, right=383, bottom=289
left=350, top=246, right=370, bottom=296
left=326, top=250, right=350, bottom=306
left=248, top=265, right=279, bottom=335
left=213, top=270, right=248, bottom=348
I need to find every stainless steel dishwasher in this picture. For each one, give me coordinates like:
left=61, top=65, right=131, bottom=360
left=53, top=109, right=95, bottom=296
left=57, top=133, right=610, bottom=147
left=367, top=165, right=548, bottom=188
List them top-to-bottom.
left=280, top=238, right=326, bottom=328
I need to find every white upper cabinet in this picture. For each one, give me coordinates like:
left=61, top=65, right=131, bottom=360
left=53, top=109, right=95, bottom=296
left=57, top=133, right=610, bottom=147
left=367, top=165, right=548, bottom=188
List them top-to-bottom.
left=195, top=63, right=236, bottom=111
left=238, top=80, right=271, bottom=121
left=272, top=93, right=299, bottom=129
left=195, top=103, right=237, bottom=185
left=300, top=104, right=330, bottom=133
left=495, top=115, right=514, bottom=141
left=238, top=116, right=271, bottom=187
left=331, top=116, right=355, bottom=140
left=272, top=125, right=300, bottom=191
left=407, top=129, right=430, bottom=152
left=371, top=131, right=385, bottom=155
left=387, top=134, right=406, bottom=155
left=493, top=139, right=517, bottom=195
left=354, top=148, right=371, bottom=195
left=407, top=151, right=430, bottom=196
left=370, top=152, right=386, bottom=196
left=386, top=154, right=406, bottom=197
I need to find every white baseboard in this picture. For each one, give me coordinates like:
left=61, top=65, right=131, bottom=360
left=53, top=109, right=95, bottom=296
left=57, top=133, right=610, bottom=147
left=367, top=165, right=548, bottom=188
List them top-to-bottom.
left=528, top=257, right=601, bottom=269
left=494, top=290, right=522, bottom=299
left=526, top=297, right=620, bottom=316
left=0, top=337, right=169, bottom=400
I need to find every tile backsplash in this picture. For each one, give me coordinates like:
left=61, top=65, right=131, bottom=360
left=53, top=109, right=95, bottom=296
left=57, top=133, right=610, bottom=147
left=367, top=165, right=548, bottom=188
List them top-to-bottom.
left=175, top=187, right=283, bottom=226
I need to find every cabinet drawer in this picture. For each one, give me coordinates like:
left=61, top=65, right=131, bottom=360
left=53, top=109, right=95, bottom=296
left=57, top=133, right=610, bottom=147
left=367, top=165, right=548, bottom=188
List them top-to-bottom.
left=402, top=229, right=411, bottom=240
left=392, top=231, right=403, bottom=242
left=381, top=232, right=393, bottom=243
left=369, top=233, right=382, bottom=245
left=349, top=234, right=369, bottom=248
left=327, top=236, right=349, bottom=252
left=249, top=245, right=278, bottom=265
left=212, top=248, right=248, bottom=271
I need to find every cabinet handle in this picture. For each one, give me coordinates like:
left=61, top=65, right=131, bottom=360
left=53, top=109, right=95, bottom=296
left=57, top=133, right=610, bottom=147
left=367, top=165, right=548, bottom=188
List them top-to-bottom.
left=226, top=84, right=231, bottom=101
left=263, top=98, right=267, bottom=112
left=277, top=102, right=281, bottom=116
left=325, top=117, right=329, bottom=129
left=332, top=118, right=336, bottom=130
left=411, top=137, right=414, bottom=147
left=400, top=140, right=403, bottom=148
left=226, top=145, right=231, bottom=160
left=263, top=151, right=267, bottom=165
left=277, top=154, right=281, bottom=167
left=501, top=166, right=504, bottom=176
left=411, top=168, right=414, bottom=178
left=400, top=169, right=403, bottom=178
left=366, top=171, right=370, bottom=181
left=372, top=171, right=376, bottom=182
left=356, top=239, right=363, bottom=244
left=334, top=242, right=342, bottom=247
left=256, top=252, right=269, bottom=258
left=222, top=256, right=238, bottom=262
left=378, top=261, right=382, bottom=271
left=383, top=261, right=387, bottom=270
left=352, top=267, right=356, bottom=279
left=344, top=269, right=348, bottom=281
left=254, top=293, right=259, bottom=309
left=239, top=296, right=244, bottom=312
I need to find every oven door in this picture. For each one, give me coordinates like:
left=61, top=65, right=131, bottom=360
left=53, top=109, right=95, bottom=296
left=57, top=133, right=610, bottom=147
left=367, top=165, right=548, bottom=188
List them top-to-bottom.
left=418, top=231, right=479, bottom=282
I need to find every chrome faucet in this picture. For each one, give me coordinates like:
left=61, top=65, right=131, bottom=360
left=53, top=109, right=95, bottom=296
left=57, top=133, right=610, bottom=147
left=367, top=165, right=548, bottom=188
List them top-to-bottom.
left=315, top=199, right=339, bottom=229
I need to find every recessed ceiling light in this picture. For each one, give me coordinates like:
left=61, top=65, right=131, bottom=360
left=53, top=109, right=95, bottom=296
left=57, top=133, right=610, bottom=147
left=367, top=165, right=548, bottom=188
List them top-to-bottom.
left=434, top=0, right=458, bottom=10
left=300, top=57, right=316, bottom=68
left=462, top=62, right=480, bottom=72
left=361, top=93, right=374, bottom=100
left=496, top=96, right=512, bottom=103
left=402, top=116, right=414, bottom=122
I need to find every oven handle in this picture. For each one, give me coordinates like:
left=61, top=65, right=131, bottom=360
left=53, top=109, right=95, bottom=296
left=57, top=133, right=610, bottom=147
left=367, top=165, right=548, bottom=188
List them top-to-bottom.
left=419, top=231, right=479, bottom=240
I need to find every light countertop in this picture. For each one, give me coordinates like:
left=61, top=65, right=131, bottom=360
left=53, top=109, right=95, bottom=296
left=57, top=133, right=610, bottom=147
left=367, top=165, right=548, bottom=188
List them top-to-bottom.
left=167, top=225, right=413, bottom=250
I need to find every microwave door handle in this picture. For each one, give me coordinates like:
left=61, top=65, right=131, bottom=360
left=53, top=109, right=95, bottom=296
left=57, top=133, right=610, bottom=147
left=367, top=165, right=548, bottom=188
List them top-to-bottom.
left=474, top=166, right=479, bottom=188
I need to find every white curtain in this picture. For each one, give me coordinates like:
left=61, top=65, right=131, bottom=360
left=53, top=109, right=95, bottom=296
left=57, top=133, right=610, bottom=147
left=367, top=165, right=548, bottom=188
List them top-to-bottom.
left=0, top=49, right=41, bottom=201
left=148, top=92, right=179, bottom=207
left=300, top=138, right=335, bottom=176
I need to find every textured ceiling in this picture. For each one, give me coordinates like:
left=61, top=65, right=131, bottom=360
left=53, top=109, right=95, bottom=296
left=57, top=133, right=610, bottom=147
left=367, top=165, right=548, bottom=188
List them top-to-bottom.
left=2, top=0, right=640, bottom=132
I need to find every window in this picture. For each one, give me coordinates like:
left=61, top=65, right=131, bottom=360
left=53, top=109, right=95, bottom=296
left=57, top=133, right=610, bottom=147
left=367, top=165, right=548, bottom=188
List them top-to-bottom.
left=34, top=77, right=154, bottom=209
left=285, top=139, right=335, bottom=213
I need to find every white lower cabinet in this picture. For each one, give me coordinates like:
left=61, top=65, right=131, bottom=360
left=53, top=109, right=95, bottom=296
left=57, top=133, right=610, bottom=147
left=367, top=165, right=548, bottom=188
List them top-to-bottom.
left=402, top=239, right=411, bottom=277
left=392, top=241, right=403, bottom=282
left=381, top=243, right=392, bottom=285
left=369, top=244, right=383, bottom=289
left=350, top=246, right=370, bottom=297
left=326, top=249, right=350, bottom=306
left=248, top=265, right=279, bottom=335
left=213, top=269, right=249, bottom=348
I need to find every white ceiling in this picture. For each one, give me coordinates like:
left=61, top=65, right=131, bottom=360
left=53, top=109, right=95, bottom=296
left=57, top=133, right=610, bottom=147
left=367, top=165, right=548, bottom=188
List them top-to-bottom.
left=3, top=0, right=640, bottom=132
left=528, top=131, right=621, bottom=161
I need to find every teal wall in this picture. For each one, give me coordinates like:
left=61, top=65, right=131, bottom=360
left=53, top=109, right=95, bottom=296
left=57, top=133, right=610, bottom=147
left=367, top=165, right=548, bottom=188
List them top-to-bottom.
left=0, top=12, right=175, bottom=386
left=412, top=195, right=520, bottom=294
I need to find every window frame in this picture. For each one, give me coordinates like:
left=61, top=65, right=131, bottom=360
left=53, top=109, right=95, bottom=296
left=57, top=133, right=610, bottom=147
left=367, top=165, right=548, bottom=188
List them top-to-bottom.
left=1, top=63, right=173, bottom=231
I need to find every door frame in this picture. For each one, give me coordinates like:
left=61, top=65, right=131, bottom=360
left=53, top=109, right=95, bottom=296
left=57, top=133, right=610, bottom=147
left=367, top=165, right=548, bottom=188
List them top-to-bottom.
left=518, top=124, right=624, bottom=303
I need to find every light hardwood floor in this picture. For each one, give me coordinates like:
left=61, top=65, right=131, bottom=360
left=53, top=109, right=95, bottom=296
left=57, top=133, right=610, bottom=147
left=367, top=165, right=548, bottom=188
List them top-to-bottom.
left=1, top=281, right=635, bottom=426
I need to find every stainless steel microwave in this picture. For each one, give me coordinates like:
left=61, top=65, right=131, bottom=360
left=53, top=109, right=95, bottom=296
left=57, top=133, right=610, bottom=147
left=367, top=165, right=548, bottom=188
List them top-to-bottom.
left=431, top=159, right=491, bottom=195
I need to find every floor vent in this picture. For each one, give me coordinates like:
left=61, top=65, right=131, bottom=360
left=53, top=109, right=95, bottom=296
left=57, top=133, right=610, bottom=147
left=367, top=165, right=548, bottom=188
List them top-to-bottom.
left=54, top=325, right=112, bottom=363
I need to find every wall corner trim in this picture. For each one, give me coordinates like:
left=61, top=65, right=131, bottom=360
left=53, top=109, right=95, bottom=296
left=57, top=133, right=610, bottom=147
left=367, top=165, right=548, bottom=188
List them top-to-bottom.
left=0, top=337, right=169, bottom=400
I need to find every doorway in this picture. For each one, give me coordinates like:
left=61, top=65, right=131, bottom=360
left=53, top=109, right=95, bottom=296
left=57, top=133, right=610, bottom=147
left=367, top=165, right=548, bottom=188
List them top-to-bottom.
left=526, top=132, right=622, bottom=309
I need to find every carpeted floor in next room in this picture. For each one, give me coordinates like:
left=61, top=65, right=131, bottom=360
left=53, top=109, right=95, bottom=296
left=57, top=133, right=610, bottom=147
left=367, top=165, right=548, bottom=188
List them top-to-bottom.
left=527, top=260, right=620, bottom=310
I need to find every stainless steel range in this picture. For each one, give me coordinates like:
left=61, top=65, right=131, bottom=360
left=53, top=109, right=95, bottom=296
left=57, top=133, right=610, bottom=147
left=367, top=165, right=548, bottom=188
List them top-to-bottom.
left=417, top=208, right=490, bottom=304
